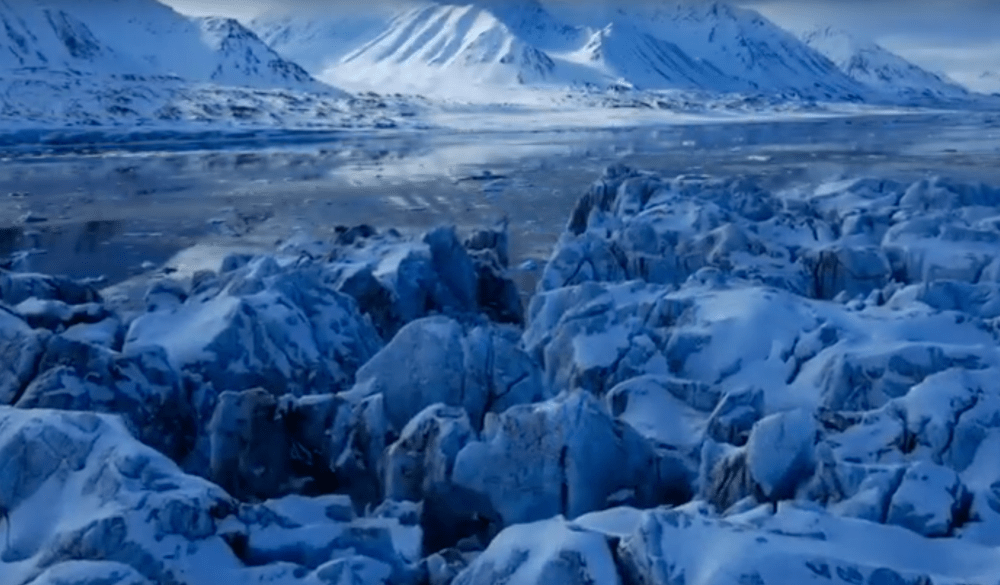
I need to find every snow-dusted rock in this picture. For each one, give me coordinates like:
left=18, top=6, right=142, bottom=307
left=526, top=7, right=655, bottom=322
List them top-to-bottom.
left=803, top=27, right=970, bottom=103
left=327, top=226, right=523, bottom=337
left=803, top=245, right=892, bottom=300
left=125, top=258, right=382, bottom=397
left=0, top=270, right=101, bottom=306
left=11, top=298, right=111, bottom=332
left=0, top=307, right=46, bottom=405
left=342, top=316, right=546, bottom=433
left=15, top=337, right=196, bottom=464
left=606, top=375, right=716, bottom=449
left=706, top=386, right=765, bottom=447
left=208, top=388, right=292, bottom=501
left=450, top=391, right=659, bottom=527
left=332, top=393, right=392, bottom=507
left=384, top=404, right=475, bottom=504
left=0, top=406, right=442, bottom=585
left=0, top=407, right=237, bottom=585
left=746, top=409, right=818, bottom=501
left=699, top=441, right=760, bottom=512
left=886, top=461, right=970, bottom=537
left=237, top=494, right=422, bottom=583
left=617, top=503, right=996, bottom=585
left=452, top=516, right=621, bottom=585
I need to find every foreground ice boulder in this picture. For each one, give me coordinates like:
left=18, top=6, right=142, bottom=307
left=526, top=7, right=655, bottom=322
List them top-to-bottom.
left=327, top=224, right=523, bottom=336
left=124, top=258, right=383, bottom=398
left=0, top=270, right=101, bottom=307
left=0, top=307, right=46, bottom=405
left=342, top=316, right=547, bottom=433
left=14, top=336, right=197, bottom=464
left=451, top=391, right=660, bottom=527
left=0, top=406, right=237, bottom=585
left=0, top=407, right=426, bottom=585
left=746, top=409, right=818, bottom=501
left=617, top=503, right=1000, bottom=585
left=452, top=516, right=621, bottom=585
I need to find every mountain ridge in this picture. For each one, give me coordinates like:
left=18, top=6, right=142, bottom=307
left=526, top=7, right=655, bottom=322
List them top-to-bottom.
left=255, top=0, right=871, bottom=101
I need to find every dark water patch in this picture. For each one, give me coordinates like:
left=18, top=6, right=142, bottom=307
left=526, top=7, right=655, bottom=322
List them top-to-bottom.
left=0, top=220, right=189, bottom=284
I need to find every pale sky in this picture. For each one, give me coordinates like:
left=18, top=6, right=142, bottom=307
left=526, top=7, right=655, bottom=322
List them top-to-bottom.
left=162, top=0, right=1000, bottom=91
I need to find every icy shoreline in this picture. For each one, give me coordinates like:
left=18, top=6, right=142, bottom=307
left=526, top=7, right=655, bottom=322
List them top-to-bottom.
left=0, top=92, right=953, bottom=158
left=3, top=167, right=1000, bottom=584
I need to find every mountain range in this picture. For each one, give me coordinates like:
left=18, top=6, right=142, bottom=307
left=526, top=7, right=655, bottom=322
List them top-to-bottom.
left=0, top=0, right=332, bottom=92
left=0, top=0, right=991, bottom=131
left=255, top=0, right=876, bottom=101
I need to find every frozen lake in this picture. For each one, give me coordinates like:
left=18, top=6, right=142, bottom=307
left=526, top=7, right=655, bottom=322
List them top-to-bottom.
left=1, top=111, right=999, bottom=295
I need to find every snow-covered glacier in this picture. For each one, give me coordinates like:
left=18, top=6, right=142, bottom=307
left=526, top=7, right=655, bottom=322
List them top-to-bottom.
left=4, top=163, right=1000, bottom=584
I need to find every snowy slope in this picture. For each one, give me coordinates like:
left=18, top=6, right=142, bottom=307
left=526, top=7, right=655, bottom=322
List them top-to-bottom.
left=0, top=0, right=332, bottom=92
left=255, top=0, right=868, bottom=102
left=332, top=1, right=581, bottom=95
left=586, top=1, right=866, bottom=98
left=251, top=5, right=407, bottom=73
left=803, top=26, right=969, bottom=102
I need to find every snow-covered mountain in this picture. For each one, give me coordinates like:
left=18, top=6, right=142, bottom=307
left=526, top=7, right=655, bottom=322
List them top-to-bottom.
left=0, top=0, right=332, bottom=92
left=0, top=0, right=416, bottom=131
left=253, top=0, right=869, bottom=101
left=326, top=1, right=589, bottom=95
left=577, top=2, right=865, bottom=97
left=252, top=5, right=408, bottom=74
left=802, top=26, right=969, bottom=102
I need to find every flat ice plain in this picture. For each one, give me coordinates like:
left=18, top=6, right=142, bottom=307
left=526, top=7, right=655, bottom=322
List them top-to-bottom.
left=3, top=109, right=1000, bottom=585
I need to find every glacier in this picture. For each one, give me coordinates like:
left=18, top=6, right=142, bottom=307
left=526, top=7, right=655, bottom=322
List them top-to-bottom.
left=1, top=0, right=1000, bottom=584
left=3, top=164, right=1000, bottom=584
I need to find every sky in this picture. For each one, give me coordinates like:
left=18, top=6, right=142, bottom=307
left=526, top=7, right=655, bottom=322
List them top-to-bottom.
left=163, top=0, right=1000, bottom=91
